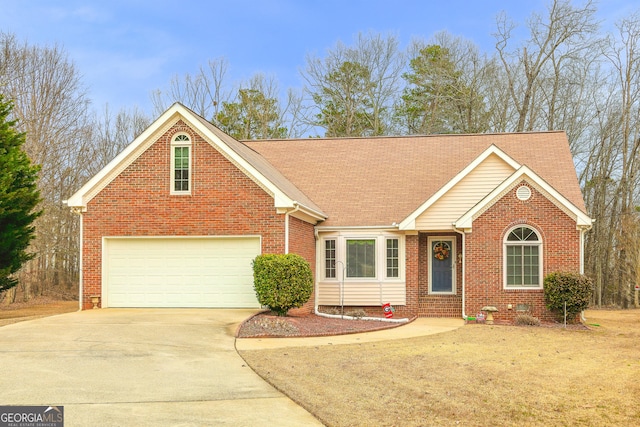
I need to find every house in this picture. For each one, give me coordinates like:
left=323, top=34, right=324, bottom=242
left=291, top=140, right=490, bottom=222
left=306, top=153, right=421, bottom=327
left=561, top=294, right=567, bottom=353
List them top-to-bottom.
left=67, top=103, right=592, bottom=322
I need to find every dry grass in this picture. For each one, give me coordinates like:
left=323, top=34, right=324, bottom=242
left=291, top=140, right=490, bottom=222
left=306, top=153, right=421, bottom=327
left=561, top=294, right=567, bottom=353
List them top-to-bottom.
left=0, top=298, right=77, bottom=327
left=239, top=309, right=640, bottom=426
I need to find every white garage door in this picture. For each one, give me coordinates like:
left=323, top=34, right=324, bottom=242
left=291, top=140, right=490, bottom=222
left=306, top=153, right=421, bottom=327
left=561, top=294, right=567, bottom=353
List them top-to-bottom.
left=103, top=237, right=261, bottom=308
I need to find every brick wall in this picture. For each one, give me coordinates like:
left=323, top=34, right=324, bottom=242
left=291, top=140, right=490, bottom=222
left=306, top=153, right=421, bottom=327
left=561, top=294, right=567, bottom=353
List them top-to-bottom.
left=81, top=121, right=287, bottom=309
left=465, top=182, right=581, bottom=322
left=287, top=215, right=317, bottom=315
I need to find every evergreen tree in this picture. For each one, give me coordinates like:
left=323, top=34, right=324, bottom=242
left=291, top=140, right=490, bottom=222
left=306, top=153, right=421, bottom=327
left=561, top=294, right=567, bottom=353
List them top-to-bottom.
left=398, top=44, right=488, bottom=134
left=215, top=88, right=287, bottom=140
left=0, top=94, right=42, bottom=292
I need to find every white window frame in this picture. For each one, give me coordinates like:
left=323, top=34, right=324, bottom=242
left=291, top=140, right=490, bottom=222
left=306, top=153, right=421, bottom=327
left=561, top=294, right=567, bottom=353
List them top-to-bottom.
left=171, top=133, right=192, bottom=195
left=503, top=225, right=543, bottom=290
left=320, top=232, right=405, bottom=283
left=386, top=237, right=400, bottom=279
left=324, top=239, right=337, bottom=279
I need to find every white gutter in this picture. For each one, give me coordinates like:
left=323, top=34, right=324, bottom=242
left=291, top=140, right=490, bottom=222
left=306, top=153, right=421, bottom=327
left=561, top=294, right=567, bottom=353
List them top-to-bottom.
left=284, top=202, right=301, bottom=254
left=315, top=225, right=400, bottom=231
left=453, top=227, right=467, bottom=320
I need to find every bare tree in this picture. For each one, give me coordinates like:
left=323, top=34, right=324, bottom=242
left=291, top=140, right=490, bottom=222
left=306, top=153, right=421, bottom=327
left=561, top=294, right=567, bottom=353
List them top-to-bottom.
left=493, top=0, right=599, bottom=132
left=579, top=12, right=640, bottom=308
left=0, top=33, right=91, bottom=300
left=151, top=57, right=231, bottom=120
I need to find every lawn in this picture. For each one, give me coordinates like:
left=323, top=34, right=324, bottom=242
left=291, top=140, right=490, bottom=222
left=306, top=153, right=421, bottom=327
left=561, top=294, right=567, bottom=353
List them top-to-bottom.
left=0, top=298, right=77, bottom=327
left=239, top=310, right=640, bottom=426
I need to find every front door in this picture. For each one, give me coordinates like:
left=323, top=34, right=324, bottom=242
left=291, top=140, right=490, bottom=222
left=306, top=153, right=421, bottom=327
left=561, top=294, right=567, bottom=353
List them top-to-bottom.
left=430, top=238, right=455, bottom=294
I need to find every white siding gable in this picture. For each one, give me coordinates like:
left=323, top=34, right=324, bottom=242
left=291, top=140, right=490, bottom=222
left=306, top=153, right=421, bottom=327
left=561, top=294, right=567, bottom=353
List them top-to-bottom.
left=415, top=153, right=515, bottom=230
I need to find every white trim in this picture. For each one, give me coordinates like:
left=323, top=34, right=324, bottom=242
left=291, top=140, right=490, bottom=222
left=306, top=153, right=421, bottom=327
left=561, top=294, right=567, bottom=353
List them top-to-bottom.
left=67, top=103, right=316, bottom=214
left=170, top=133, right=192, bottom=195
left=398, top=145, right=521, bottom=230
left=455, top=165, right=592, bottom=230
left=78, top=213, right=83, bottom=310
left=315, top=225, right=399, bottom=232
left=502, top=225, right=543, bottom=290
left=317, top=231, right=406, bottom=283
left=100, top=234, right=262, bottom=309
left=385, top=236, right=401, bottom=279
left=428, top=236, right=456, bottom=295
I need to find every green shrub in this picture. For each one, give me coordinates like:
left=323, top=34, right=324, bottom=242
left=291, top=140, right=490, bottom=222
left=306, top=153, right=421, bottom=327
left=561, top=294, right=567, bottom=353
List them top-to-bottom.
left=253, top=253, right=313, bottom=316
left=543, top=272, right=593, bottom=322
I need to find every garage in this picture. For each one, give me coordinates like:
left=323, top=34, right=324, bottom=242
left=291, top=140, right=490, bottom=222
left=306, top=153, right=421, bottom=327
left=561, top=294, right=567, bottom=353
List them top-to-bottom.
left=103, top=237, right=261, bottom=308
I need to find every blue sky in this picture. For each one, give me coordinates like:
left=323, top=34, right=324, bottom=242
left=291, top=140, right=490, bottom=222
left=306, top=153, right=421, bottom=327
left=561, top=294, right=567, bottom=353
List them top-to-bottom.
left=0, top=1, right=635, bottom=115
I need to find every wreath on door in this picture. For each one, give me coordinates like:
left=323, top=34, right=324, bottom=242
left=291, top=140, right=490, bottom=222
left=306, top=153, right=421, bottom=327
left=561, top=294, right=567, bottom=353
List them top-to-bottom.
left=433, top=241, right=451, bottom=261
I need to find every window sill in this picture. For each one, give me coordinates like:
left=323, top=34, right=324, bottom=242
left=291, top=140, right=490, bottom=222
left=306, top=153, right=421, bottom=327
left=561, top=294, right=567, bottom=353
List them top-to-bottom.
left=504, top=287, right=543, bottom=291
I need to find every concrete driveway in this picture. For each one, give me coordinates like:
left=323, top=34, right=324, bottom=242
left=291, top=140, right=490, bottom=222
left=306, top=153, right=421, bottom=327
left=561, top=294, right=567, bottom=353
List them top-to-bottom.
left=0, top=309, right=323, bottom=426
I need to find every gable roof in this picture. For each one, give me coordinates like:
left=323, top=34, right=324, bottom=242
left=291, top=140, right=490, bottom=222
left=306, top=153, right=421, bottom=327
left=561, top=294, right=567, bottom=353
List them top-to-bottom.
left=67, top=103, right=326, bottom=221
left=68, top=104, right=589, bottom=230
left=245, top=131, right=588, bottom=227
left=454, top=165, right=593, bottom=230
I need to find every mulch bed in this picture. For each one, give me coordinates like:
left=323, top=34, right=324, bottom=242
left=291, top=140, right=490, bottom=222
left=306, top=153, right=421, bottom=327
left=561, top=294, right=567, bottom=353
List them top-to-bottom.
left=236, top=310, right=413, bottom=338
left=236, top=311, right=590, bottom=338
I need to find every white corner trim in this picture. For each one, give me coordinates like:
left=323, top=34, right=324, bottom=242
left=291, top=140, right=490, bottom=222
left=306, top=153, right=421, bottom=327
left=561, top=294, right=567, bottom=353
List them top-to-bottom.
left=397, top=144, right=520, bottom=230
left=454, top=165, right=592, bottom=230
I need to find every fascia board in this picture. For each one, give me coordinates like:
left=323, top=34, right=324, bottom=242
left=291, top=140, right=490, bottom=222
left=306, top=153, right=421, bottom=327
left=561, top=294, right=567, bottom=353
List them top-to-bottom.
left=67, top=103, right=185, bottom=208
left=67, top=103, right=301, bottom=212
left=185, top=113, right=297, bottom=210
left=398, top=145, right=520, bottom=230
left=455, top=165, right=592, bottom=229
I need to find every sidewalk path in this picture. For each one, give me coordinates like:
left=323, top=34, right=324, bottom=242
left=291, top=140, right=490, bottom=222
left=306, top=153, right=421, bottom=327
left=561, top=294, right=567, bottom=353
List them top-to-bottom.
left=236, top=317, right=464, bottom=350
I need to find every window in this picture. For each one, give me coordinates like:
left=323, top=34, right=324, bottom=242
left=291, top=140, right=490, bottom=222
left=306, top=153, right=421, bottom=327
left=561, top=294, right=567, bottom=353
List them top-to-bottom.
left=171, top=134, right=191, bottom=193
left=505, top=226, right=542, bottom=288
left=320, top=234, right=404, bottom=282
left=386, top=238, right=399, bottom=278
left=325, top=239, right=336, bottom=279
left=346, top=239, right=376, bottom=278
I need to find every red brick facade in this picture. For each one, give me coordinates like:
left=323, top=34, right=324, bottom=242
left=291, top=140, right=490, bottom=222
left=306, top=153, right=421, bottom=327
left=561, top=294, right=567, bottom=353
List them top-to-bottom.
left=79, top=117, right=584, bottom=321
left=81, top=121, right=308, bottom=309
left=464, top=182, right=581, bottom=322
left=320, top=183, right=583, bottom=322
left=287, top=216, right=317, bottom=315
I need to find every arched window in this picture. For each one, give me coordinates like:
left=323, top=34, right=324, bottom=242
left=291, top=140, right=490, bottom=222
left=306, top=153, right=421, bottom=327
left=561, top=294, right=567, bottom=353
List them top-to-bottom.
left=171, top=134, right=191, bottom=194
left=504, top=226, right=542, bottom=288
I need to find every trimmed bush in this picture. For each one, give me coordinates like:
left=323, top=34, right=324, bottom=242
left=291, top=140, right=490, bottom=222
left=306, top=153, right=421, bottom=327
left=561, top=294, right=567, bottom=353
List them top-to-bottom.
left=253, top=253, right=313, bottom=316
left=544, top=272, right=593, bottom=322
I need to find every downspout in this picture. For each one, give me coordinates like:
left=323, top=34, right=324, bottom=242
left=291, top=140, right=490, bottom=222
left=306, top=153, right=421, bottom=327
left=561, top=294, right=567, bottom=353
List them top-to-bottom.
left=284, top=201, right=300, bottom=254
left=67, top=205, right=84, bottom=311
left=78, top=213, right=83, bottom=311
left=579, top=223, right=593, bottom=322
left=579, top=225, right=588, bottom=275
left=454, top=227, right=467, bottom=320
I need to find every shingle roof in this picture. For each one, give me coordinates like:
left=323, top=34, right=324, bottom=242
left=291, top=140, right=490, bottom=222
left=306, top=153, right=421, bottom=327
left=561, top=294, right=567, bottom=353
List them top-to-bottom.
left=184, top=106, right=326, bottom=217
left=244, top=132, right=587, bottom=227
